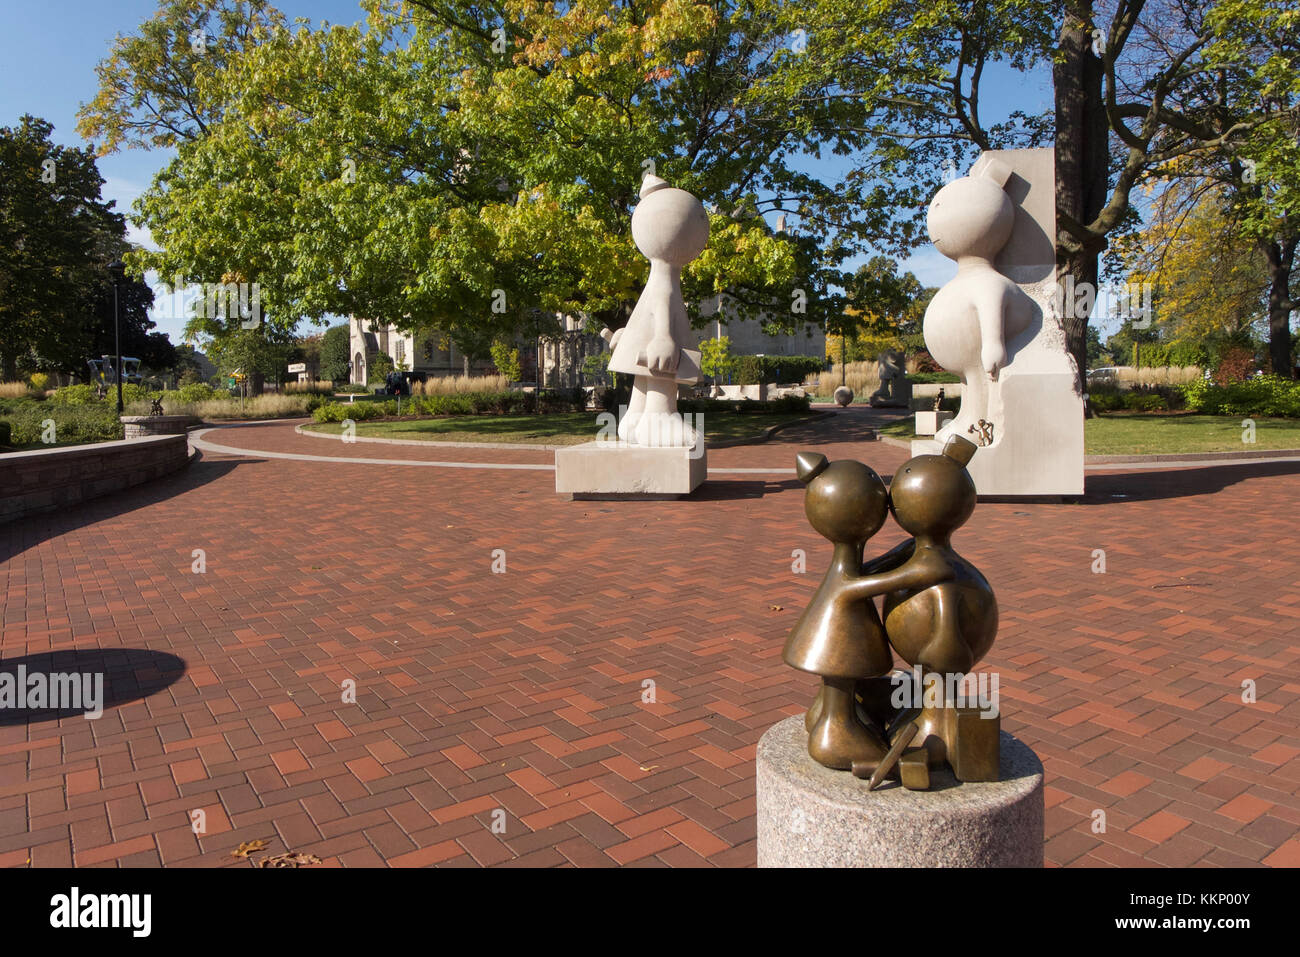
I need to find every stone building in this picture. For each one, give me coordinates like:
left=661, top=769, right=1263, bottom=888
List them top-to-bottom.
left=347, top=318, right=496, bottom=384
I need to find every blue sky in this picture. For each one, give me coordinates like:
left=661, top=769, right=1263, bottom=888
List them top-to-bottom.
left=2, top=1, right=1068, bottom=345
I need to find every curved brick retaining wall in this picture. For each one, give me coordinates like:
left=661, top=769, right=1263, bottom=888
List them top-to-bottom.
left=0, top=434, right=191, bottom=524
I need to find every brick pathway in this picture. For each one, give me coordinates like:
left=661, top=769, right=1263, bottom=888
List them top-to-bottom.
left=1, top=408, right=1297, bottom=867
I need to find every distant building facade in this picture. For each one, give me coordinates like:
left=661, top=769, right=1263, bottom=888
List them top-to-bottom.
left=348, top=296, right=824, bottom=387
left=348, top=318, right=495, bottom=384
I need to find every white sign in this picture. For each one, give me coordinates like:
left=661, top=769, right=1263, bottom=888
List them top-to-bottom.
left=287, top=363, right=307, bottom=373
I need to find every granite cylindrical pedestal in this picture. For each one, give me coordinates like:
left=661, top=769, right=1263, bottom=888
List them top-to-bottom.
left=757, top=715, right=1044, bottom=867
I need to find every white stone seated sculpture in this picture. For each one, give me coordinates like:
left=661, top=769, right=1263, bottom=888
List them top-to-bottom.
left=912, top=149, right=1083, bottom=496
left=924, top=160, right=1032, bottom=439
left=603, top=174, right=709, bottom=447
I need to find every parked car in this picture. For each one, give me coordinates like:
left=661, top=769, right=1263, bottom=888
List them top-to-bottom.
left=1086, top=367, right=1119, bottom=385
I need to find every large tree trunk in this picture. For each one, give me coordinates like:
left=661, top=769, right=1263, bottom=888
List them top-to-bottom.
left=1054, top=1, right=1110, bottom=412
left=1262, top=237, right=1297, bottom=378
left=1, top=352, right=16, bottom=382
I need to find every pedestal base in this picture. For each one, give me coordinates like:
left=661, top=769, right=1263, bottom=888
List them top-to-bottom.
left=911, top=372, right=1083, bottom=497
left=914, top=410, right=954, bottom=436
left=555, top=441, right=706, bottom=499
left=756, top=715, right=1044, bottom=867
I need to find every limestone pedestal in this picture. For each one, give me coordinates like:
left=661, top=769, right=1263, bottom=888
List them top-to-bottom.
left=911, top=369, right=1084, bottom=497
left=914, top=410, right=954, bottom=436
left=120, top=415, right=199, bottom=439
left=555, top=441, right=706, bottom=499
left=756, top=715, right=1044, bottom=867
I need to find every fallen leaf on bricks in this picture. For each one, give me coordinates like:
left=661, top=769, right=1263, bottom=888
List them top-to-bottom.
left=231, top=839, right=271, bottom=858
left=257, top=851, right=322, bottom=869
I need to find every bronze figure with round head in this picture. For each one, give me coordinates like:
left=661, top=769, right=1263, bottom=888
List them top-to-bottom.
left=832, top=435, right=1000, bottom=784
left=878, top=436, right=996, bottom=677
left=782, top=452, right=893, bottom=771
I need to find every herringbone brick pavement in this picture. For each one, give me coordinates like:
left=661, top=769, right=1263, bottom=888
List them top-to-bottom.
left=1, top=408, right=1297, bottom=867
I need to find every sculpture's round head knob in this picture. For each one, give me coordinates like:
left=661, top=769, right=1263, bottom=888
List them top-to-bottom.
left=926, top=176, right=1014, bottom=262
left=632, top=177, right=710, bottom=265
left=889, top=443, right=977, bottom=538
left=799, top=457, right=889, bottom=545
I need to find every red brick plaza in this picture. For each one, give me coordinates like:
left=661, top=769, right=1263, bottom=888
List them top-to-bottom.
left=2, top=407, right=1298, bottom=867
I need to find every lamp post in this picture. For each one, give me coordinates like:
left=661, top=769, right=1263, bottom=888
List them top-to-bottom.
left=108, top=259, right=126, bottom=414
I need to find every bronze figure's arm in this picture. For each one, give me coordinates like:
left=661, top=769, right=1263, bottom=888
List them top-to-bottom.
left=861, top=539, right=915, bottom=575
left=838, top=557, right=951, bottom=601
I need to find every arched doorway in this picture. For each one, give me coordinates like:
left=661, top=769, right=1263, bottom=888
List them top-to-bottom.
left=354, top=352, right=365, bottom=384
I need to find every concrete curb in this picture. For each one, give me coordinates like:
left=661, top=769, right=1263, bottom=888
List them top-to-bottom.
left=292, top=411, right=831, bottom=451
left=877, top=432, right=1300, bottom=469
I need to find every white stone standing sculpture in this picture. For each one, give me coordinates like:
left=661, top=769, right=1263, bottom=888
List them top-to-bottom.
left=912, top=149, right=1084, bottom=496
left=553, top=174, right=710, bottom=498
left=604, top=174, right=708, bottom=447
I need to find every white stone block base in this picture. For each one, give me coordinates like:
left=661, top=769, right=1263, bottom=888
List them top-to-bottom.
left=913, top=372, right=1084, bottom=497
left=914, top=410, right=954, bottom=436
left=555, top=441, right=707, bottom=499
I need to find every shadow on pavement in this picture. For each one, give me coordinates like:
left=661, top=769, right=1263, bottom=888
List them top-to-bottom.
left=0, top=452, right=252, bottom=565
left=1081, top=460, right=1300, bottom=503
left=690, top=479, right=802, bottom=501
left=0, top=648, right=187, bottom=725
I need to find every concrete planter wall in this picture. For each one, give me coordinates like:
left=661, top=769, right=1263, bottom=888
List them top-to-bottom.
left=120, top=415, right=200, bottom=439
left=0, top=434, right=191, bottom=524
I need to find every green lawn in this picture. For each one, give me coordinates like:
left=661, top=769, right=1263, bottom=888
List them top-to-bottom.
left=303, top=411, right=816, bottom=445
left=879, top=414, right=1300, bottom=455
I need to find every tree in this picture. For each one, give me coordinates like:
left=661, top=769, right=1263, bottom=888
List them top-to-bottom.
left=77, top=0, right=286, bottom=153
left=82, top=0, right=880, bottom=360
left=753, top=0, right=1287, bottom=399
left=1053, top=0, right=1294, bottom=386
left=0, top=116, right=126, bottom=380
left=1113, top=180, right=1269, bottom=349
left=318, top=324, right=350, bottom=383
left=1085, top=324, right=1106, bottom=368
left=700, top=335, right=733, bottom=381
left=489, top=340, right=522, bottom=382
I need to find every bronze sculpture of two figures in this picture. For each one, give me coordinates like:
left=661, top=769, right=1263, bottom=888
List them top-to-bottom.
left=783, top=435, right=1000, bottom=791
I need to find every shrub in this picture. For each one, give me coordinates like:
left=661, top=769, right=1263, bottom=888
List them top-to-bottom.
left=489, top=341, right=522, bottom=381
left=1211, top=345, right=1257, bottom=385
left=908, top=350, right=944, bottom=373
left=368, top=352, right=396, bottom=383
left=733, top=354, right=826, bottom=386
left=810, top=360, right=881, bottom=397
left=1112, top=366, right=1203, bottom=388
left=907, top=372, right=960, bottom=384
left=28, top=373, right=49, bottom=392
left=412, top=375, right=509, bottom=396
left=1182, top=375, right=1300, bottom=417
left=284, top=380, right=338, bottom=395
left=176, top=382, right=221, bottom=403
left=48, top=384, right=98, bottom=406
left=539, top=387, right=584, bottom=413
left=1089, top=388, right=1182, bottom=413
left=417, top=393, right=474, bottom=415
left=200, top=395, right=312, bottom=419
left=312, top=401, right=384, bottom=423
left=0, top=403, right=122, bottom=446
left=0, top=421, right=10, bottom=447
